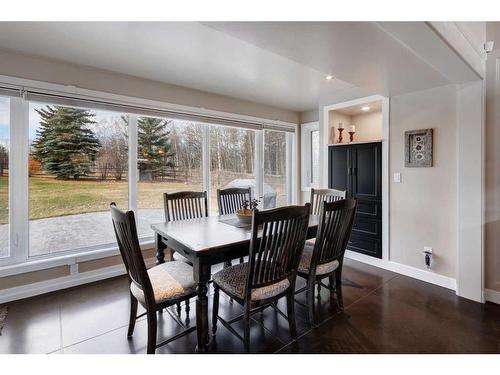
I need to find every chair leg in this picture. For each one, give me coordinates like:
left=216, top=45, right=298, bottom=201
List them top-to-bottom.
left=239, top=257, right=244, bottom=264
left=335, top=271, right=344, bottom=311
left=307, top=280, right=316, bottom=327
left=317, top=283, right=322, bottom=298
left=212, top=284, right=220, bottom=335
left=286, top=291, right=297, bottom=340
left=127, top=293, right=138, bottom=337
left=185, top=298, right=190, bottom=316
left=243, top=304, right=251, bottom=352
left=146, top=310, right=157, bottom=354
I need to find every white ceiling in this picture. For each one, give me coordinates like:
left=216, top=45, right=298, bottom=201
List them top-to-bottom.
left=0, top=22, right=480, bottom=113
left=0, top=22, right=354, bottom=112
left=335, top=100, right=382, bottom=116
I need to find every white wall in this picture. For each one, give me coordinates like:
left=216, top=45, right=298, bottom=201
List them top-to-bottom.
left=485, top=22, right=500, bottom=295
left=390, top=85, right=458, bottom=278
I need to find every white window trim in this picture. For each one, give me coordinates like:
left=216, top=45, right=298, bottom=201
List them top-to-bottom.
left=0, top=74, right=298, bottom=276
left=300, top=121, right=319, bottom=191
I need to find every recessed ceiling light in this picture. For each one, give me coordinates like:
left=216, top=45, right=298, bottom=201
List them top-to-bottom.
left=325, top=74, right=334, bottom=81
left=361, top=106, right=370, bottom=112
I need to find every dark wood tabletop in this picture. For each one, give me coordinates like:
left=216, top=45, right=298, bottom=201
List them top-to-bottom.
left=151, top=213, right=319, bottom=352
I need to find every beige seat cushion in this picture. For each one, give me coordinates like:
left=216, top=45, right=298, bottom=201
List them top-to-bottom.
left=298, top=244, right=339, bottom=275
left=173, top=251, right=191, bottom=264
left=130, top=261, right=196, bottom=305
left=213, top=263, right=290, bottom=301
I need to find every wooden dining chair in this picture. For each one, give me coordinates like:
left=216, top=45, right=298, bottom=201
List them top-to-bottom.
left=217, top=187, right=252, bottom=265
left=217, top=187, right=252, bottom=215
left=308, top=188, right=347, bottom=295
left=310, top=188, right=346, bottom=215
left=163, top=191, right=208, bottom=264
left=163, top=191, right=208, bottom=315
left=295, top=198, right=357, bottom=327
left=110, top=203, right=197, bottom=354
left=211, top=204, right=311, bottom=352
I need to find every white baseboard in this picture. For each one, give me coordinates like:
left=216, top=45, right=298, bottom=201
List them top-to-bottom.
left=345, top=250, right=457, bottom=291
left=0, top=264, right=128, bottom=304
left=484, top=289, right=500, bottom=305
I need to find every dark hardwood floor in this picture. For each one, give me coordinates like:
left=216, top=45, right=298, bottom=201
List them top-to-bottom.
left=1, top=258, right=499, bottom=354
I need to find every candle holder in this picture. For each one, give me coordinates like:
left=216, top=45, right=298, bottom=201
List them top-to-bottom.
left=337, top=128, right=344, bottom=143
left=348, top=131, right=355, bottom=142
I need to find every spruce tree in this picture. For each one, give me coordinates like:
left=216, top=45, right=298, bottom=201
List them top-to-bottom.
left=32, top=106, right=100, bottom=179
left=137, top=117, right=175, bottom=180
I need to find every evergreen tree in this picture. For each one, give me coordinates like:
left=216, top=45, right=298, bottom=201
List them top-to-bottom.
left=32, top=106, right=100, bottom=179
left=137, top=117, right=175, bottom=180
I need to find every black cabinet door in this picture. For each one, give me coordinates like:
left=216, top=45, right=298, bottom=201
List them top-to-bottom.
left=328, top=142, right=382, bottom=259
left=351, top=142, right=382, bottom=201
left=328, top=145, right=351, bottom=194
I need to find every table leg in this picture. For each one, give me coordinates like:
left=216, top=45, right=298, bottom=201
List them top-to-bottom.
left=155, top=233, right=166, bottom=265
left=194, top=261, right=211, bottom=353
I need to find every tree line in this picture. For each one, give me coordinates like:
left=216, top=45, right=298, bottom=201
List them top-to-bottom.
left=31, top=105, right=285, bottom=181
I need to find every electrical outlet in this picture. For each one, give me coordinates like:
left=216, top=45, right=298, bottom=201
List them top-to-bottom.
left=393, top=172, right=401, bottom=183
left=424, top=246, right=433, bottom=254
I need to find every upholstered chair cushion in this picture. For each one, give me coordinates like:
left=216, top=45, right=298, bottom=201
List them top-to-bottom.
left=298, top=243, right=339, bottom=275
left=173, top=251, right=191, bottom=264
left=130, top=261, right=196, bottom=305
left=213, top=263, right=290, bottom=301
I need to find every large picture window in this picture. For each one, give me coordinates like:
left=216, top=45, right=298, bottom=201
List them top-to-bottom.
left=0, top=86, right=296, bottom=266
left=0, top=97, right=9, bottom=259
left=28, top=103, right=128, bottom=256
left=136, top=116, right=203, bottom=238
left=209, top=125, right=255, bottom=213
left=264, top=129, right=290, bottom=208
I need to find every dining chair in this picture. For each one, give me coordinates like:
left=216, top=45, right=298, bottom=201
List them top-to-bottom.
left=217, top=187, right=252, bottom=265
left=217, top=187, right=252, bottom=215
left=310, top=187, right=346, bottom=216
left=308, top=188, right=347, bottom=295
left=163, top=191, right=208, bottom=315
left=163, top=191, right=208, bottom=264
left=295, top=198, right=357, bottom=327
left=110, top=203, right=197, bottom=354
left=211, top=204, right=311, bottom=352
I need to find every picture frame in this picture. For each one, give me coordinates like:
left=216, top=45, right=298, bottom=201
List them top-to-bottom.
left=405, top=128, right=433, bottom=167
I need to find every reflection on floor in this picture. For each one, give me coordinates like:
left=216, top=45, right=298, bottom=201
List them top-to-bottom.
left=0, top=258, right=499, bottom=354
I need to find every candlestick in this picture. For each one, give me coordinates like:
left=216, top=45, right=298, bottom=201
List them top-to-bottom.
left=338, top=122, right=344, bottom=130
left=337, top=128, right=344, bottom=143
left=348, top=131, right=355, bottom=142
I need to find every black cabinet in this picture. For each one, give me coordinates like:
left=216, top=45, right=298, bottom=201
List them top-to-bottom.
left=328, top=142, right=382, bottom=258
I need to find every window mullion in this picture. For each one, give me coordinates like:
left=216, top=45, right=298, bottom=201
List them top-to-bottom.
left=128, top=114, right=138, bottom=213
left=202, top=124, right=210, bottom=212
left=255, top=130, right=264, bottom=208
left=286, top=132, right=295, bottom=205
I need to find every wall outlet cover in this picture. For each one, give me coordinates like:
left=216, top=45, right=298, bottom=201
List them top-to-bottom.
left=393, top=172, right=401, bottom=183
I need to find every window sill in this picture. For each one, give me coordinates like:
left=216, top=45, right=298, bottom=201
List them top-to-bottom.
left=0, top=239, right=155, bottom=278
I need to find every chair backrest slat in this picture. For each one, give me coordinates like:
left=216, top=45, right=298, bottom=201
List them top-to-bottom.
left=217, top=187, right=252, bottom=215
left=310, top=188, right=346, bottom=216
left=164, top=191, right=208, bottom=222
left=312, top=198, right=357, bottom=272
left=110, top=203, right=155, bottom=307
left=246, top=204, right=310, bottom=297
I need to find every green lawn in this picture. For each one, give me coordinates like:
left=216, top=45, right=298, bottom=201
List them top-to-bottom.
left=0, top=174, right=286, bottom=225
left=0, top=176, right=199, bottom=224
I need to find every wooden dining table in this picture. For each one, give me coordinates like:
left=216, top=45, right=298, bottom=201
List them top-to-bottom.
left=151, top=213, right=319, bottom=352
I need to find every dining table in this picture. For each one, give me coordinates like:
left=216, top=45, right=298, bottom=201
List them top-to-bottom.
left=151, top=213, right=319, bottom=352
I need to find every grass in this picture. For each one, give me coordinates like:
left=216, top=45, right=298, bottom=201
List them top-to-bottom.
left=0, top=174, right=287, bottom=224
left=0, top=176, right=199, bottom=224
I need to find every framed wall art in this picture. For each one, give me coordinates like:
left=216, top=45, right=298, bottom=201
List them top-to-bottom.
left=405, top=129, right=433, bottom=167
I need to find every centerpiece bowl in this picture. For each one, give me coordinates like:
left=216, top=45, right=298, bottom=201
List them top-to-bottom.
left=235, top=209, right=253, bottom=225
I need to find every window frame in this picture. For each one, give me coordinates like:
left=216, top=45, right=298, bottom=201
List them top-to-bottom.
left=0, top=75, right=298, bottom=273
left=300, top=121, right=319, bottom=191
